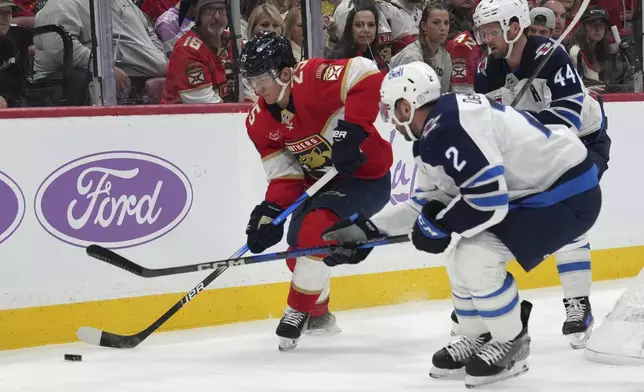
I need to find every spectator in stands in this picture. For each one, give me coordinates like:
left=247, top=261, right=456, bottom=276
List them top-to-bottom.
left=0, top=0, right=25, bottom=108
left=11, top=0, right=44, bottom=17
left=34, top=0, right=168, bottom=103
left=142, top=0, right=177, bottom=22
left=156, top=0, right=196, bottom=53
left=163, top=0, right=233, bottom=103
left=240, top=0, right=270, bottom=39
left=332, top=0, right=406, bottom=64
left=389, top=0, right=422, bottom=54
left=446, top=0, right=475, bottom=40
left=542, top=0, right=567, bottom=40
left=593, top=0, right=636, bottom=36
left=389, top=2, right=451, bottom=92
left=245, top=3, right=285, bottom=40
left=329, top=4, right=388, bottom=73
left=569, top=5, right=631, bottom=92
left=569, top=5, right=609, bottom=86
left=284, top=7, right=303, bottom=61
left=528, top=7, right=555, bottom=38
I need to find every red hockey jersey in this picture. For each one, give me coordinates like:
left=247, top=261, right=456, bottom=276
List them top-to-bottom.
left=162, top=30, right=231, bottom=104
left=446, top=30, right=484, bottom=92
left=246, top=57, right=393, bottom=208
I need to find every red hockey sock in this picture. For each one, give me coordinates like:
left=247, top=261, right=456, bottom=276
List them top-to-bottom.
left=286, top=208, right=338, bottom=313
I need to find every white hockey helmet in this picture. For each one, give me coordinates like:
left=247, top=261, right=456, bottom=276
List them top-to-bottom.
left=473, top=0, right=531, bottom=58
left=380, top=62, right=441, bottom=141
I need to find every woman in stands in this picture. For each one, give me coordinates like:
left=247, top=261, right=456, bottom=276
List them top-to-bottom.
left=389, top=2, right=451, bottom=93
left=245, top=3, right=285, bottom=40
left=329, top=4, right=388, bottom=73
left=569, top=6, right=632, bottom=93
left=284, top=7, right=304, bottom=61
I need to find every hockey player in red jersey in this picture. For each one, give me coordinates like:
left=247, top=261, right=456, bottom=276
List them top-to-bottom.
left=162, top=0, right=233, bottom=104
left=446, top=30, right=484, bottom=92
left=240, top=31, right=393, bottom=351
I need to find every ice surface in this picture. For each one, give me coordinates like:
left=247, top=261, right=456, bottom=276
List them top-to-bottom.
left=1, top=280, right=642, bottom=392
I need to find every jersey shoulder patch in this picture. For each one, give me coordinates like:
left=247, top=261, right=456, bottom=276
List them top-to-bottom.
left=523, top=36, right=573, bottom=79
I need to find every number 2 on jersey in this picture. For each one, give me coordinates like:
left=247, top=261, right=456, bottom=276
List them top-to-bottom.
left=446, top=146, right=467, bottom=172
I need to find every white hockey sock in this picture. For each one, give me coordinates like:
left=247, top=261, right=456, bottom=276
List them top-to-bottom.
left=555, top=242, right=592, bottom=299
left=471, top=272, right=522, bottom=342
left=452, top=289, right=488, bottom=337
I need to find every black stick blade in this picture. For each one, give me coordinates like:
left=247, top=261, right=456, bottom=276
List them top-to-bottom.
left=86, top=245, right=145, bottom=276
left=77, top=327, right=142, bottom=349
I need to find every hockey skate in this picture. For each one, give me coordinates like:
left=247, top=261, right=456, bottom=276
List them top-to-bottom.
left=562, top=296, right=594, bottom=349
left=464, top=300, right=533, bottom=388
left=276, top=308, right=310, bottom=351
left=305, top=312, right=341, bottom=335
left=430, top=332, right=492, bottom=379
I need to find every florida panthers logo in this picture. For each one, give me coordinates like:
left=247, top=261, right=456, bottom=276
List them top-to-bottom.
left=285, top=135, right=333, bottom=179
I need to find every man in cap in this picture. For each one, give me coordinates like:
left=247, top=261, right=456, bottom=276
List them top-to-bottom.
left=0, top=0, right=25, bottom=108
left=163, top=0, right=234, bottom=103
left=541, top=0, right=566, bottom=40
left=528, top=7, right=555, bottom=38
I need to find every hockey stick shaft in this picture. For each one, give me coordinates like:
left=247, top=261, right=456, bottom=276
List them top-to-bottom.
left=509, top=0, right=591, bottom=107
left=78, top=168, right=338, bottom=348
left=87, top=234, right=410, bottom=278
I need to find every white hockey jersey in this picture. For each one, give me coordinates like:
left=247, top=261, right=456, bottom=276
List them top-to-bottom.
left=475, top=36, right=603, bottom=139
left=372, top=93, right=598, bottom=239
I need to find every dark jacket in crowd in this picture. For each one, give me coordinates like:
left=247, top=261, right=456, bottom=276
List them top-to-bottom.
left=0, top=34, right=25, bottom=107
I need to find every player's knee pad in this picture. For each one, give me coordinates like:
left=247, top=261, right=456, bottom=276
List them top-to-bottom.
left=452, top=232, right=513, bottom=293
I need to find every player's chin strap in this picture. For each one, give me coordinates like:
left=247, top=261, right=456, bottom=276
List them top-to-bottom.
left=504, top=29, right=521, bottom=60
left=275, top=67, right=293, bottom=102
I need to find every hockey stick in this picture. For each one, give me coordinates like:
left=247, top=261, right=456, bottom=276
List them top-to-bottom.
left=509, top=0, right=591, bottom=107
left=77, top=168, right=338, bottom=348
left=86, top=234, right=410, bottom=278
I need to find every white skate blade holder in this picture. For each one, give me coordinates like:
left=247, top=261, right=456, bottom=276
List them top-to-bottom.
left=304, top=324, right=342, bottom=336
left=567, top=328, right=593, bottom=349
left=278, top=337, right=300, bottom=352
left=465, top=360, right=529, bottom=389
left=429, top=366, right=466, bottom=380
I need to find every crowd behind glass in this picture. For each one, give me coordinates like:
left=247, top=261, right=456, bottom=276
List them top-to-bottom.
left=0, top=0, right=638, bottom=108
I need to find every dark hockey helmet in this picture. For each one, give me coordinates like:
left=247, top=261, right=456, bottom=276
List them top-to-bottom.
left=240, top=31, right=297, bottom=79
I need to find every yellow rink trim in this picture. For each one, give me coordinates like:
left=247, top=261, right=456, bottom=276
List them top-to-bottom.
left=1, top=245, right=643, bottom=351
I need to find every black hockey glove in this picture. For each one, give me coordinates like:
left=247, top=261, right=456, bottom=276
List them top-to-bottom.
left=331, top=120, right=367, bottom=177
left=411, top=200, right=452, bottom=254
left=246, top=201, right=285, bottom=254
left=321, top=213, right=381, bottom=266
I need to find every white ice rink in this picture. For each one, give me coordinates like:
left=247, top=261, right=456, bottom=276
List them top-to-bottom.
left=1, top=280, right=642, bottom=392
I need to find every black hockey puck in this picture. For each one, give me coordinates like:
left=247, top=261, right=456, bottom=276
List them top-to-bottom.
left=64, top=354, right=82, bottom=361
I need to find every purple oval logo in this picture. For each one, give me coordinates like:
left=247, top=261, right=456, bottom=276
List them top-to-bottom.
left=35, top=151, right=193, bottom=249
left=0, top=171, right=26, bottom=245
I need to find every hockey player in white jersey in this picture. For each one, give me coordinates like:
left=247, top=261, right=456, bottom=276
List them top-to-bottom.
left=472, top=0, right=611, bottom=348
left=320, top=62, right=602, bottom=387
